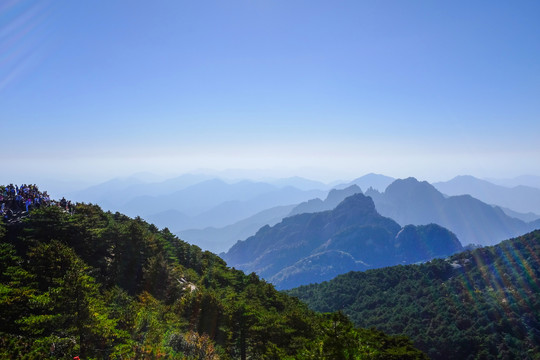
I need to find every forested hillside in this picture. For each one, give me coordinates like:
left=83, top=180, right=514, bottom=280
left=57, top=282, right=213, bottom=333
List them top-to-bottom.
left=0, top=198, right=427, bottom=359
left=288, top=230, right=540, bottom=360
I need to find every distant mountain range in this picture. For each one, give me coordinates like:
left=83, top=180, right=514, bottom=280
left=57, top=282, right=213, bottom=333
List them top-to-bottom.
left=66, top=173, right=540, bottom=255
left=67, top=173, right=214, bottom=210
left=337, top=173, right=395, bottom=192
left=180, top=174, right=397, bottom=252
left=486, top=174, right=540, bottom=189
left=434, top=175, right=540, bottom=216
left=264, top=176, right=332, bottom=191
left=70, top=177, right=325, bottom=234
left=366, top=177, right=539, bottom=246
left=118, top=179, right=284, bottom=217
left=143, top=184, right=324, bottom=231
left=287, top=184, right=362, bottom=216
left=176, top=185, right=373, bottom=254
left=223, top=193, right=463, bottom=289
left=177, top=204, right=296, bottom=254
left=500, top=207, right=540, bottom=223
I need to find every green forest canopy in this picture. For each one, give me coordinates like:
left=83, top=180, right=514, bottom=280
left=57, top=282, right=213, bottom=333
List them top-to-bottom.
left=287, top=230, right=540, bottom=360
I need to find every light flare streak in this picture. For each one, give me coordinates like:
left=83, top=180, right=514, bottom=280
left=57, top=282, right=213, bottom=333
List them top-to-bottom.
left=0, top=0, right=51, bottom=91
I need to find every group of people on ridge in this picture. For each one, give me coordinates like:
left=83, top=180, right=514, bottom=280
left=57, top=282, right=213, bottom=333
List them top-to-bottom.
left=1, top=184, right=73, bottom=222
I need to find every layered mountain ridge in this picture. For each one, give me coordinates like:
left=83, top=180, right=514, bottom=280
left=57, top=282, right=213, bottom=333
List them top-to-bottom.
left=65, top=173, right=540, bottom=256
left=434, top=175, right=540, bottom=215
left=366, top=177, right=538, bottom=246
left=287, top=184, right=362, bottom=216
left=224, top=193, right=463, bottom=289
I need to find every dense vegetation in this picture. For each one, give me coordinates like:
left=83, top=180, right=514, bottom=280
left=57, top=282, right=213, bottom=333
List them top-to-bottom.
left=0, top=202, right=427, bottom=359
left=288, top=230, right=540, bottom=360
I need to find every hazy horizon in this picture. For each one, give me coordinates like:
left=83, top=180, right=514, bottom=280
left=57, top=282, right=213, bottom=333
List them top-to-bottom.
left=2, top=1, right=540, bottom=184
left=3, top=169, right=540, bottom=200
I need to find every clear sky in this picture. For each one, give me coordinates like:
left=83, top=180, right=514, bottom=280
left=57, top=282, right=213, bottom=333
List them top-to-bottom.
left=2, top=0, right=540, bottom=184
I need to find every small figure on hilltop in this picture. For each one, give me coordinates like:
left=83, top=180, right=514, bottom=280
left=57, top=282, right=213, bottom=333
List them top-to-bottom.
left=25, top=198, right=32, bottom=212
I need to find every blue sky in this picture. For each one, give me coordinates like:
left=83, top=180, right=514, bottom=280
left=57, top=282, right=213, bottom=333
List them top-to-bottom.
left=2, top=0, right=540, bottom=183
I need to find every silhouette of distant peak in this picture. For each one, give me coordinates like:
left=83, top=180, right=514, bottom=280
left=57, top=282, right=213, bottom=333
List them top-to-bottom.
left=385, top=177, right=443, bottom=199
left=287, top=184, right=363, bottom=217
left=325, top=184, right=362, bottom=202
left=334, top=193, right=376, bottom=215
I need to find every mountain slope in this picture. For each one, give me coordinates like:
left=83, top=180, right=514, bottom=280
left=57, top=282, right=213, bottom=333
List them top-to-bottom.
left=366, top=177, right=536, bottom=246
left=223, top=193, right=463, bottom=289
left=0, top=197, right=427, bottom=359
left=287, top=230, right=540, bottom=360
